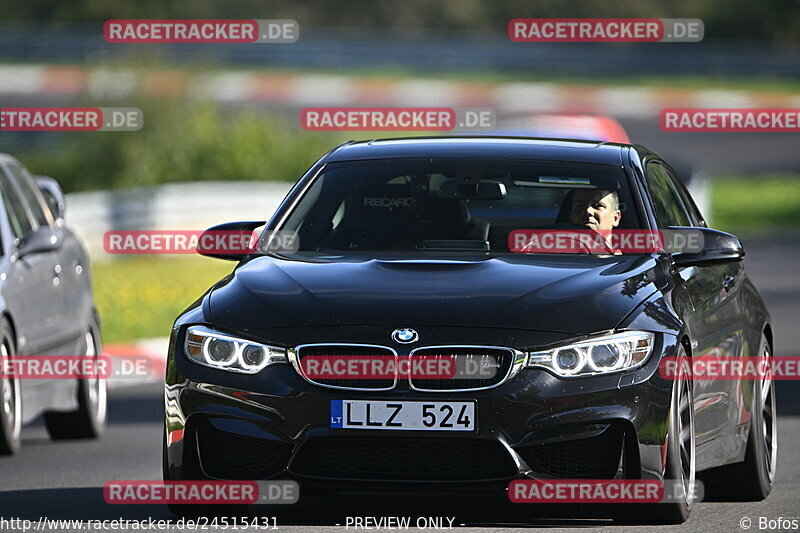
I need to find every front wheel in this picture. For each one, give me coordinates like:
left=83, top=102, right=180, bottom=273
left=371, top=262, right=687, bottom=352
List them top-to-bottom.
left=0, top=319, right=21, bottom=455
left=701, top=332, right=777, bottom=501
left=615, top=342, right=695, bottom=524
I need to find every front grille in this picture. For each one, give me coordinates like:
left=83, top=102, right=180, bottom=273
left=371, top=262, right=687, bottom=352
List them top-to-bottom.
left=296, top=345, right=396, bottom=390
left=409, top=347, right=514, bottom=391
left=197, top=421, right=292, bottom=479
left=515, top=425, right=624, bottom=479
left=291, top=437, right=518, bottom=481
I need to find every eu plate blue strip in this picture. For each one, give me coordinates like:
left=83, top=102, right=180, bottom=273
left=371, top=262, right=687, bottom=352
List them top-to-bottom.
left=330, top=399, right=343, bottom=428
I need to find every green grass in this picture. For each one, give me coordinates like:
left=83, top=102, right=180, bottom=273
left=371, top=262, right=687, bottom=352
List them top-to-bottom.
left=711, top=174, right=800, bottom=235
left=91, top=256, right=233, bottom=345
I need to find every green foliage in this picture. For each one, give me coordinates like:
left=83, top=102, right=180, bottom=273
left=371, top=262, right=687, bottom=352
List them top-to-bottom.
left=2, top=0, right=798, bottom=41
left=22, top=100, right=348, bottom=192
left=711, top=174, right=800, bottom=234
left=92, top=256, right=232, bottom=344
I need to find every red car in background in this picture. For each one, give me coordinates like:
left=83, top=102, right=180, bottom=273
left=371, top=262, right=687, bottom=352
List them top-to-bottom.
left=487, top=113, right=711, bottom=220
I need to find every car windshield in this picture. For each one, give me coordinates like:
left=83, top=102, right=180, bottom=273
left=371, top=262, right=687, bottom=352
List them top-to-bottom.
left=275, top=158, right=644, bottom=256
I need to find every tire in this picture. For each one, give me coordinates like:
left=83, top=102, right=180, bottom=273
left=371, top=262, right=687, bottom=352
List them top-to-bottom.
left=0, top=319, right=22, bottom=455
left=44, top=321, right=107, bottom=440
left=700, top=332, right=777, bottom=501
left=616, top=342, right=695, bottom=524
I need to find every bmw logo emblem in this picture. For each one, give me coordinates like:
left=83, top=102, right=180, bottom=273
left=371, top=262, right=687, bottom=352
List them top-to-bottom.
left=392, top=328, right=419, bottom=344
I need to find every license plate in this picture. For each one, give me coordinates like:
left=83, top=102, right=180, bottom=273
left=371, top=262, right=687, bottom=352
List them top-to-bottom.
left=330, top=400, right=475, bottom=431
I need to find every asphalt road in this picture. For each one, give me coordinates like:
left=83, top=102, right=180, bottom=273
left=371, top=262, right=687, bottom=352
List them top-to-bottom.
left=740, top=232, right=800, bottom=414
left=0, top=236, right=798, bottom=532
left=1, top=385, right=798, bottom=532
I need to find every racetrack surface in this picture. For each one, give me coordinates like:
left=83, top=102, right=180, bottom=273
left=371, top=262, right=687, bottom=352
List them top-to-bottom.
left=0, top=236, right=798, bottom=531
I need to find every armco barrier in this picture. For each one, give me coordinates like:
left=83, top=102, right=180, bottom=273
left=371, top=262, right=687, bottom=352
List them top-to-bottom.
left=1, top=23, right=799, bottom=78
left=65, top=181, right=292, bottom=261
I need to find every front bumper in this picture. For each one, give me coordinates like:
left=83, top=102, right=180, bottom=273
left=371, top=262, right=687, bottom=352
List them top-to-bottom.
left=164, top=324, right=679, bottom=493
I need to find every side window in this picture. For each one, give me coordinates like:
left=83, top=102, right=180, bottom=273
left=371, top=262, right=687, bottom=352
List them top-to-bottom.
left=645, top=162, right=692, bottom=228
left=7, top=163, right=52, bottom=228
left=662, top=165, right=704, bottom=226
left=0, top=168, right=35, bottom=242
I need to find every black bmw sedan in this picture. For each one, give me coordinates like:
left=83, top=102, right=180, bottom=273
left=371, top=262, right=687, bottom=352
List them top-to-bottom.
left=163, top=137, right=775, bottom=523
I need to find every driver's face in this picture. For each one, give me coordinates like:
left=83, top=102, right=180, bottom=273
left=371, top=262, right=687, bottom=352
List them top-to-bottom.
left=569, top=190, right=621, bottom=232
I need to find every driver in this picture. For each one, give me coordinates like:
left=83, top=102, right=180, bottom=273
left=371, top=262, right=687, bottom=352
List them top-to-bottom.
left=568, top=189, right=622, bottom=254
left=569, top=189, right=621, bottom=232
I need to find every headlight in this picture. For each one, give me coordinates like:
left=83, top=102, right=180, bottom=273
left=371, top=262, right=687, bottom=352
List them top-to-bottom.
left=184, top=326, right=287, bottom=374
left=527, top=331, right=654, bottom=377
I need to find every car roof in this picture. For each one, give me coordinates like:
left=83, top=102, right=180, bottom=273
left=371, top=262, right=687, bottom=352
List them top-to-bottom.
left=488, top=115, right=631, bottom=144
left=325, top=136, right=628, bottom=166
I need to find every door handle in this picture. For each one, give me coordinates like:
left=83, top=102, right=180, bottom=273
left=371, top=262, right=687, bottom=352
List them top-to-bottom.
left=722, top=276, right=736, bottom=292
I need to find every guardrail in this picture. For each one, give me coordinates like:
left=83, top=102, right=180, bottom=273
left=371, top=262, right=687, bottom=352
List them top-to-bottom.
left=1, top=23, right=799, bottom=77
left=65, top=181, right=293, bottom=261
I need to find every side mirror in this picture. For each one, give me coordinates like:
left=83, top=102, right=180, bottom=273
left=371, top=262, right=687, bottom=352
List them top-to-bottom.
left=35, top=176, right=66, bottom=226
left=197, top=221, right=266, bottom=261
left=16, top=227, right=63, bottom=259
left=670, top=227, right=744, bottom=267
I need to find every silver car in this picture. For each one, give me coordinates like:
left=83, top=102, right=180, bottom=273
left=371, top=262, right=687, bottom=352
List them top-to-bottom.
left=0, top=153, right=106, bottom=454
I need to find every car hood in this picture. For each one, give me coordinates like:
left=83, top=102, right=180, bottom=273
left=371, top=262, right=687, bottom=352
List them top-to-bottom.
left=208, top=254, right=661, bottom=335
